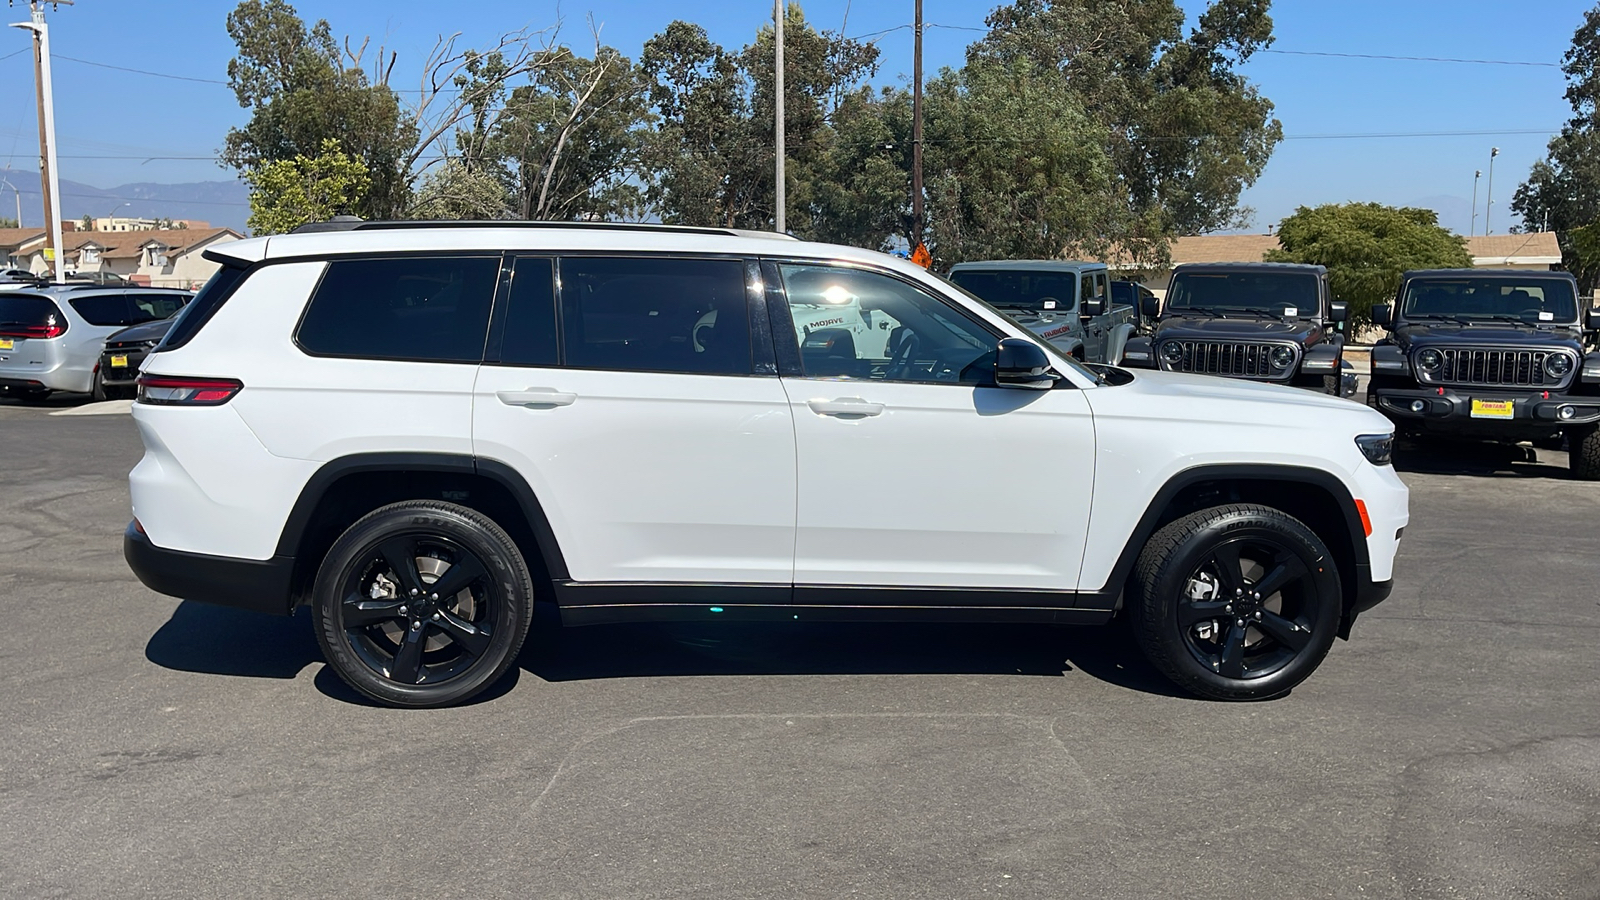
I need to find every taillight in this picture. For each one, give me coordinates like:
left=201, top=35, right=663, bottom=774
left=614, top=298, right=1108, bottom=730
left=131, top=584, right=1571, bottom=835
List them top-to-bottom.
left=0, top=323, right=64, bottom=338
left=136, top=374, right=243, bottom=406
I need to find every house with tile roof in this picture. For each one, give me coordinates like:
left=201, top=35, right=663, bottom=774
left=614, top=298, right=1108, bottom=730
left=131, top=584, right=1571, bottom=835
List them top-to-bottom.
left=12, top=227, right=244, bottom=289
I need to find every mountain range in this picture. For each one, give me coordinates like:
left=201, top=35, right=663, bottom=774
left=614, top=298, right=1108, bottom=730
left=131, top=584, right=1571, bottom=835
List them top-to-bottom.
left=0, top=170, right=249, bottom=233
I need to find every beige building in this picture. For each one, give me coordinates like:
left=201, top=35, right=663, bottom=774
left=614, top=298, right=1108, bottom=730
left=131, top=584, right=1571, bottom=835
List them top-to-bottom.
left=90, top=216, right=211, bottom=233
left=10, top=227, right=244, bottom=289
left=1114, top=231, right=1563, bottom=297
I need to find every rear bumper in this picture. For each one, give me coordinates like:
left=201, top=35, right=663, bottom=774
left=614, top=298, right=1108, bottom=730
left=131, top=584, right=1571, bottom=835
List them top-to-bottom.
left=98, top=348, right=150, bottom=386
left=124, top=521, right=294, bottom=616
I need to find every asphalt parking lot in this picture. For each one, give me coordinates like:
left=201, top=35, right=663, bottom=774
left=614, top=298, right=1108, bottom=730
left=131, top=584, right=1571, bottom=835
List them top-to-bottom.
left=1, top=393, right=1597, bottom=900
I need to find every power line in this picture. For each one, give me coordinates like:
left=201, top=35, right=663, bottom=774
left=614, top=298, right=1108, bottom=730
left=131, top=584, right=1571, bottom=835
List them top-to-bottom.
left=1260, top=49, right=1559, bottom=68
left=53, top=54, right=226, bottom=84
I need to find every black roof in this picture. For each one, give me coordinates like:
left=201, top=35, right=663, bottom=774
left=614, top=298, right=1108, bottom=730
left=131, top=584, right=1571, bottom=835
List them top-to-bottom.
left=1172, top=261, right=1326, bottom=275
left=1402, top=268, right=1575, bottom=279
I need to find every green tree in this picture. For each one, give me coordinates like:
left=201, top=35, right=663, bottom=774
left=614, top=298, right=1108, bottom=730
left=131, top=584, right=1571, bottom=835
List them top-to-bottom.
left=222, top=0, right=416, bottom=220
left=945, top=0, right=1280, bottom=259
left=1513, top=5, right=1600, bottom=287
left=639, top=8, right=879, bottom=234
left=493, top=43, right=651, bottom=221
left=244, top=138, right=372, bottom=235
left=407, top=159, right=512, bottom=220
left=1266, top=203, right=1471, bottom=327
left=78, top=215, right=91, bottom=231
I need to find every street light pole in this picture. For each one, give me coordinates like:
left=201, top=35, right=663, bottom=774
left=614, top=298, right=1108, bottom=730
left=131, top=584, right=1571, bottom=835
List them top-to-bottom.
left=11, top=0, right=69, bottom=284
left=773, top=0, right=785, bottom=234
left=1485, top=147, right=1500, bottom=235
left=1470, top=170, right=1481, bottom=237
left=105, top=201, right=130, bottom=228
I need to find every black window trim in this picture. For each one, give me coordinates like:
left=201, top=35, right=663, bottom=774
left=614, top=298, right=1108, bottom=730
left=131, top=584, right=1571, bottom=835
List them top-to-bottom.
left=290, top=252, right=504, bottom=366
left=762, top=255, right=1015, bottom=387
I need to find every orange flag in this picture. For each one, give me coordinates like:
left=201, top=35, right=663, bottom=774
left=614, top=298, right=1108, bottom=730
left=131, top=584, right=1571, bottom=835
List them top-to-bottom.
left=910, top=243, right=932, bottom=269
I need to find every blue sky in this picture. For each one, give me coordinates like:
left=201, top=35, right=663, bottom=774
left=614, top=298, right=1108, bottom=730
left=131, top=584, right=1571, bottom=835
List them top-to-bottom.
left=0, top=0, right=1585, bottom=235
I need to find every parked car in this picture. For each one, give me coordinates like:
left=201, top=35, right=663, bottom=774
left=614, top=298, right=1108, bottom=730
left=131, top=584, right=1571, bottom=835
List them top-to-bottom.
left=123, top=220, right=1407, bottom=708
left=947, top=260, right=1139, bottom=363
left=1122, top=262, right=1348, bottom=394
left=1367, top=268, right=1600, bottom=478
left=65, top=271, right=133, bottom=287
left=0, top=286, right=191, bottom=401
left=98, top=315, right=183, bottom=400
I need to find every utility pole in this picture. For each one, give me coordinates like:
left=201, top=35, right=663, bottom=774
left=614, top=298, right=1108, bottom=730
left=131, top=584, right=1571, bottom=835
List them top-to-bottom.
left=11, top=0, right=70, bottom=284
left=773, top=0, right=785, bottom=234
left=911, top=0, right=924, bottom=254
left=1485, top=146, right=1500, bottom=236
left=1470, top=170, right=1481, bottom=236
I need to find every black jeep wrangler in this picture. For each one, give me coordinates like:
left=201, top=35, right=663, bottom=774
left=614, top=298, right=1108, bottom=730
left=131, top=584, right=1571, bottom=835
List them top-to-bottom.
left=1122, top=262, right=1348, bottom=394
left=1366, top=268, right=1600, bottom=479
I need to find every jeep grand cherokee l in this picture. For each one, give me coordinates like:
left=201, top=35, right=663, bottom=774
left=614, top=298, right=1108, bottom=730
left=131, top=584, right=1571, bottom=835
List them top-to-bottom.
left=123, top=221, right=1408, bottom=708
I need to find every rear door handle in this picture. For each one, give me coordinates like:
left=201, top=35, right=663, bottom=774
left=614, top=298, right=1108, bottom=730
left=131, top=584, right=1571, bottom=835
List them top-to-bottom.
left=497, top=388, right=577, bottom=408
left=806, top=397, right=884, bottom=418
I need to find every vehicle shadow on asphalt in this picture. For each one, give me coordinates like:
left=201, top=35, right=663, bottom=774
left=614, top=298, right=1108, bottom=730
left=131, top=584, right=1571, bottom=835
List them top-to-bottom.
left=1393, top=439, right=1569, bottom=479
left=143, top=601, right=1191, bottom=702
left=518, top=606, right=1191, bottom=699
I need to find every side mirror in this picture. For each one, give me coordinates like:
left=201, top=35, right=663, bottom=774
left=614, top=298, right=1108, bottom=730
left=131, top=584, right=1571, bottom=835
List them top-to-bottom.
left=1140, top=295, right=1160, bottom=319
left=1081, top=297, right=1105, bottom=317
left=1329, top=301, right=1347, bottom=323
left=1372, top=304, right=1393, bottom=328
left=1588, top=309, right=1600, bottom=331
left=994, top=338, right=1057, bottom=390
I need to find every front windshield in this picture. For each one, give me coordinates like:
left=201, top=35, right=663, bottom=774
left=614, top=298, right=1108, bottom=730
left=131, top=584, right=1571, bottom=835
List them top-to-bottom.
left=948, top=269, right=1078, bottom=312
left=1167, top=271, right=1319, bottom=315
left=939, top=276, right=1099, bottom=381
left=1400, top=277, right=1577, bottom=323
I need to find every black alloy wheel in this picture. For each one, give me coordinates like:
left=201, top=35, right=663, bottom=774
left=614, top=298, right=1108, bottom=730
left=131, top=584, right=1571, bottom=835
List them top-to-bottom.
left=313, top=501, right=533, bottom=708
left=1130, top=504, right=1341, bottom=700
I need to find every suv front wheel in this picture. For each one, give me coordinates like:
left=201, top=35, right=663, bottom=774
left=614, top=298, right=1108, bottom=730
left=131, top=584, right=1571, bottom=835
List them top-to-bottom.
left=312, top=500, right=534, bottom=708
left=1129, top=504, right=1342, bottom=700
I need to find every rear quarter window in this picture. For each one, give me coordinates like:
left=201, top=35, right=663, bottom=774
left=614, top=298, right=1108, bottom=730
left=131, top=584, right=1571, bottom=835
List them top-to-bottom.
left=297, top=256, right=500, bottom=363
left=68, top=295, right=136, bottom=327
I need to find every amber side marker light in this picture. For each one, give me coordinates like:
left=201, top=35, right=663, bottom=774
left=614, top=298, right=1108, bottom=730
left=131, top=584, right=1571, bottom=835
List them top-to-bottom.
left=1353, top=499, right=1373, bottom=537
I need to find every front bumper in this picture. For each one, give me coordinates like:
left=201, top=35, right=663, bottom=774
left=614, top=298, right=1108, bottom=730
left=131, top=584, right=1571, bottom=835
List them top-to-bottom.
left=1371, top=385, right=1600, bottom=436
left=124, top=521, right=295, bottom=616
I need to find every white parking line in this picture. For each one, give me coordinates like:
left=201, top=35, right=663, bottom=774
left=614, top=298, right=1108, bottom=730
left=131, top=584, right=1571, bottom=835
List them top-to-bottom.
left=49, top=400, right=134, bottom=416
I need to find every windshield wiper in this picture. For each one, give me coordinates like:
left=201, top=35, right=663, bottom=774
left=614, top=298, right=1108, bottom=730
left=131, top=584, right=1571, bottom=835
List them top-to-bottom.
left=1168, top=305, right=1229, bottom=317
left=1230, top=306, right=1293, bottom=319
left=1405, top=313, right=1474, bottom=326
left=1472, top=314, right=1546, bottom=328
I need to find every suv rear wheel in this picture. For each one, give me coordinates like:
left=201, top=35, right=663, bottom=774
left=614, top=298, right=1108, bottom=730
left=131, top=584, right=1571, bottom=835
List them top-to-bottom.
left=312, top=500, right=534, bottom=708
left=1129, top=504, right=1341, bottom=700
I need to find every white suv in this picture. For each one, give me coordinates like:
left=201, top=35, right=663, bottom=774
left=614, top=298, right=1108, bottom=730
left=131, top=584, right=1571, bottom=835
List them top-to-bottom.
left=123, top=222, right=1408, bottom=708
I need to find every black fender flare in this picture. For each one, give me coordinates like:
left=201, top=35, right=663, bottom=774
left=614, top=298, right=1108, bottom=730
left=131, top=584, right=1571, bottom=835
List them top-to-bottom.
left=274, top=451, right=570, bottom=581
left=1080, top=463, right=1373, bottom=615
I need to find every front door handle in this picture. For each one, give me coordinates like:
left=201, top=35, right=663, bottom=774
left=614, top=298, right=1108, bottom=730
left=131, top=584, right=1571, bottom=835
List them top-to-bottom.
left=497, top=388, right=577, bottom=408
left=806, top=397, right=884, bottom=418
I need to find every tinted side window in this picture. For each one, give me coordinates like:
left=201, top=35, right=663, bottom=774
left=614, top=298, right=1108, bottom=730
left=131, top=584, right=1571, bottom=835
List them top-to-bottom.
left=298, top=256, right=498, bottom=362
left=499, top=257, right=558, bottom=367
left=560, top=257, right=750, bottom=375
left=779, top=263, right=997, bottom=384
left=160, top=265, right=247, bottom=350
left=130, top=293, right=188, bottom=323
left=69, top=295, right=134, bottom=327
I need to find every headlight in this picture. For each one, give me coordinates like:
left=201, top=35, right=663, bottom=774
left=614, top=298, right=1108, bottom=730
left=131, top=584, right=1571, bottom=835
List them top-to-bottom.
left=1162, top=342, right=1184, bottom=362
left=1269, top=346, right=1294, bottom=369
left=1416, top=348, right=1442, bottom=372
left=1545, top=353, right=1573, bottom=377
left=1355, top=433, right=1394, bottom=466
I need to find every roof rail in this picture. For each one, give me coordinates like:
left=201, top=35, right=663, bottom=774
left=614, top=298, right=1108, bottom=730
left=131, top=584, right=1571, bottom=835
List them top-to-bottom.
left=289, top=218, right=798, bottom=240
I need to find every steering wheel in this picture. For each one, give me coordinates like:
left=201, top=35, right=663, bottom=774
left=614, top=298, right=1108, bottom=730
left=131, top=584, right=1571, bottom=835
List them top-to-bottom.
left=887, top=329, right=922, bottom=380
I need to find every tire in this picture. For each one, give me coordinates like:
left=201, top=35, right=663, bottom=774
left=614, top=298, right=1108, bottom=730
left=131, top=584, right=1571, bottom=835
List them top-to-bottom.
left=91, top=368, right=108, bottom=402
left=1571, top=425, right=1600, bottom=481
left=312, top=500, right=535, bottom=708
left=1128, top=504, right=1342, bottom=701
